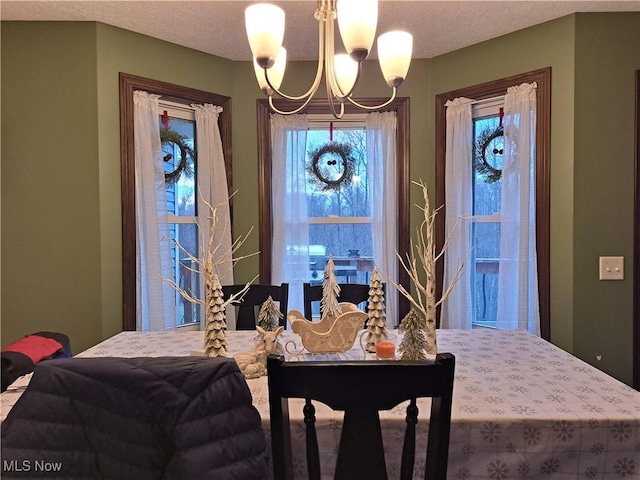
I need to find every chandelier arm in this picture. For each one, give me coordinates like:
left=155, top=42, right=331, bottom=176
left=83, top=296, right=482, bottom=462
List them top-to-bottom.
left=322, top=9, right=348, bottom=119
left=262, top=13, right=326, bottom=102
left=323, top=14, right=342, bottom=98
left=324, top=17, right=357, bottom=100
left=263, top=62, right=322, bottom=102
left=326, top=74, right=346, bottom=119
left=346, top=88, right=398, bottom=110
left=267, top=94, right=317, bottom=116
left=328, top=101, right=345, bottom=119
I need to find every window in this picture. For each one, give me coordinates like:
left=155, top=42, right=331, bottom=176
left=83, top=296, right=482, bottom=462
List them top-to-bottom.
left=435, top=68, right=551, bottom=339
left=119, top=74, right=232, bottom=331
left=258, top=98, right=411, bottom=323
left=470, top=99, right=503, bottom=326
left=160, top=104, right=199, bottom=326
left=297, top=117, right=374, bottom=316
left=306, top=117, right=373, bottom=287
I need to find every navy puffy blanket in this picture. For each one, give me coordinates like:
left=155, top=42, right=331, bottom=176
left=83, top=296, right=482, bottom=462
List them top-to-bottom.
left=1, top=356, right=269, bottom=479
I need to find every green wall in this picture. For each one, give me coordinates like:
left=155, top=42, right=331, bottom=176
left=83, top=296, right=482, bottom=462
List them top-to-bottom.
left=1, top=13, right=638, bottom=384
left=572, top=13, right=639, bottom=380
left=1, top=22, right=102, bottom=353
left=1, top=22, right=235, bottom=353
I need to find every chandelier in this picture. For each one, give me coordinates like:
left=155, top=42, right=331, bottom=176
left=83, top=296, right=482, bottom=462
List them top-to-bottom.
left=244, top=0, right=413, bottom=119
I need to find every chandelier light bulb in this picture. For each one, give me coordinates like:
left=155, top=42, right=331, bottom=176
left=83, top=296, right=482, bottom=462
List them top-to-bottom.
left=337, top=0, right=378, bottom=62
left=245, top=3, right=285, bottom=69
left=377, top=31, right=413, bottom=88
left=253, top=48, right=287, bottom=94
left=333, top=54, right=358, bottom=96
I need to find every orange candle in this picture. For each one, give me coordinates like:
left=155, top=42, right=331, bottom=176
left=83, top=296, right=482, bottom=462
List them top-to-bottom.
left=375, top=340, right=396, bottom=359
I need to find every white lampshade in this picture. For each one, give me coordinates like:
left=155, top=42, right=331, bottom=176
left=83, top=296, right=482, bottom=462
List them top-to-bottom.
left=337, top=0, right=377, bottom=61
left=245, top=3, right=285, bottom=68
left=377, top=31, right=413, bottom=87
left=253, top=48, right=287, bottom=93
left=333, top=54, right=358, bottom=96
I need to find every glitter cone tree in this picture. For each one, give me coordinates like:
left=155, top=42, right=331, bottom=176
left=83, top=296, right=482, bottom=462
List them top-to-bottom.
left=364, top=267, right=387, bottom=353
left=204, top=274, right=228, bottom=357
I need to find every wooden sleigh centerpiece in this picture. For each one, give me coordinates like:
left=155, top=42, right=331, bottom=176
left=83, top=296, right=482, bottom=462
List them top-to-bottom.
left=288, top=302, right=367, bottom=354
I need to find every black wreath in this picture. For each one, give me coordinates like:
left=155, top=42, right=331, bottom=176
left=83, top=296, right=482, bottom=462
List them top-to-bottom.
left=473, top=124, right=503, bottom=183
left=160, top=127, right=195, bottom=184
left=307, top=142, right=355, bottom=192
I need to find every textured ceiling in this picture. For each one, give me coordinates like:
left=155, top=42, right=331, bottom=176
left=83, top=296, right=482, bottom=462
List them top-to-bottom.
left=2, top=1, right=638, bottom=60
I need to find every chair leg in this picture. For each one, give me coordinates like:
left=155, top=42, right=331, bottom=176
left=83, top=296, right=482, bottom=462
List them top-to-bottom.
left=304, top=399, right=321, bottom=480
left=400, top=399, right=418, bottom=480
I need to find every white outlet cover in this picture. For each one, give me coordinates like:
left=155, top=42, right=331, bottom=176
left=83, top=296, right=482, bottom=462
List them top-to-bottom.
left=599, top=256, right=624, bottom=280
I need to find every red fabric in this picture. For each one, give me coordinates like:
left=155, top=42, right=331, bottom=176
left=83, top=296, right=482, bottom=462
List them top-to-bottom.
left=2, top=336, right=63, bottom=364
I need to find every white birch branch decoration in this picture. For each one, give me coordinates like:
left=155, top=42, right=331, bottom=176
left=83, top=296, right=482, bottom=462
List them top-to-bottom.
left=387, top=179, right=464, bottom=357
left=163, top=193, right=258, bottom=355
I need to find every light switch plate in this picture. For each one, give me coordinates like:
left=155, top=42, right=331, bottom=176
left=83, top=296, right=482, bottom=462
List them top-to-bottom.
left=599, top=256, right=624, bottom=280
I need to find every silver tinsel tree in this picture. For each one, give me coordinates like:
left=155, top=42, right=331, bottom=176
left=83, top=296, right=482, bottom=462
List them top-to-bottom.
left=321, top=255, right=342, bottom=319
left=257, top=295, right=283, bottom=331
left=257, top=296, right=284, bottom=353
left=398, top=309, right=427, bottom=360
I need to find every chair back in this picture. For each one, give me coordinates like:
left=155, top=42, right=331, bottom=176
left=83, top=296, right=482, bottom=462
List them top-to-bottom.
left=303, top=282, right=383, bottom=321
left=222, top=283, right=289, bottom=330
left=267, top=353, right=455, bottom=480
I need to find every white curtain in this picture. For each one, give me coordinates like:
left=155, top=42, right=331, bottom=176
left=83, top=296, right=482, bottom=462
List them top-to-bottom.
left=496, top=82, right=540, bottom=334
left=134, top=90, right=176, bottom=331
left=441, top=98, right=474, bottom=330
left=192, top=104, right=234, bottom=328
left=366, top=112, right=398, bottom=327
left=271, top=114, right=310, bottom=312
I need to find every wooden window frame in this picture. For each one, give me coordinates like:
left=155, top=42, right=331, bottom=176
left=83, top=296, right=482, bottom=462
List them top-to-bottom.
left=435, top=67, right=551, bottom=340
left=634, top=70, right=639, bottom=390
left=119, top=73, right=232, bottom=331
left=256, top=97, right=411, bottom=322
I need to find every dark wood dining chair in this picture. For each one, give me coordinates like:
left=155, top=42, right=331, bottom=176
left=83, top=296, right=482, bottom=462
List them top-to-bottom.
left=303, top=282, right=384, bottom=321
left=222, top=283, right=289, bottom=330
left=267, top=353, right=456, bottom=480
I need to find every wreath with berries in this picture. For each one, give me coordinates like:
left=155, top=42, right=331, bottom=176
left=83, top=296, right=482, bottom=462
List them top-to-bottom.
left=473, top=124, right=503, bottom=183
left=160, top=127, right=195, bottom=184
left=307, top=142, right=355, bottom=192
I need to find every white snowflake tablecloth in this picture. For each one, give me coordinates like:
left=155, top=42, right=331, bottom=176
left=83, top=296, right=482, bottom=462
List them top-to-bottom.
left=2, top=329, right=638, bottom=479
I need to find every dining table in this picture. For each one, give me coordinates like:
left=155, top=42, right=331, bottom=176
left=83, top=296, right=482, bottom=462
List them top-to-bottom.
left=2, top=328, right=638, bottom=479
